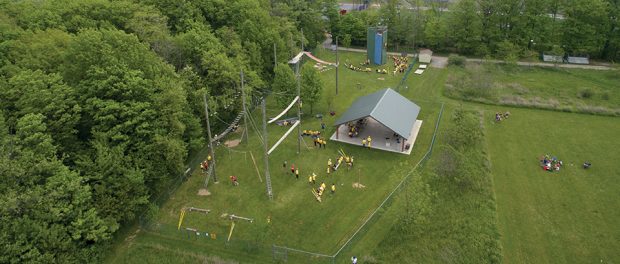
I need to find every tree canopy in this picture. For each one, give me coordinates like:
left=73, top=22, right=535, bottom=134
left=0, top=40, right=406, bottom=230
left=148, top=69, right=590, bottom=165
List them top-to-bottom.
left=0, top=0, right=320, bottom=262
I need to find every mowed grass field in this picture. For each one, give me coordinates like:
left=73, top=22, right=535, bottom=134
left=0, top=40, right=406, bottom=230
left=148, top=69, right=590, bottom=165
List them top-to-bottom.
left=107, top=49, right=620, bottom=263
left=108, top=50, right=445, bottom=263
left=446, top=64, right=620, bottom=115
left=486, top=107, right=620, bottom=263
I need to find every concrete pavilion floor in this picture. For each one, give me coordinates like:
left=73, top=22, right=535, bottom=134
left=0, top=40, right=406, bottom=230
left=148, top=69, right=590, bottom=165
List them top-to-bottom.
left=329, top=117, right=423, bottom=155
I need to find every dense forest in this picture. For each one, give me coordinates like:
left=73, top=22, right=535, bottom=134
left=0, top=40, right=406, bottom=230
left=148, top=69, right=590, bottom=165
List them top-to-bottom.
left=0, top=0, right=616, bottom=262
left=0, top=0, right=327, bottom=262
left=334, top=0, right=620, bottom=61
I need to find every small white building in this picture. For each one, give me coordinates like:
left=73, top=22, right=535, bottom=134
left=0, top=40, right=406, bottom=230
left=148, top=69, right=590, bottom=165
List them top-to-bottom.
left=418, top=49, right=433, bottom=64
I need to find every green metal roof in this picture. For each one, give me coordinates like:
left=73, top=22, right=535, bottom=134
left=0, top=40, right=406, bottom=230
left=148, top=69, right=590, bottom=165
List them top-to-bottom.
left=333, top=88, right=420, bottom=139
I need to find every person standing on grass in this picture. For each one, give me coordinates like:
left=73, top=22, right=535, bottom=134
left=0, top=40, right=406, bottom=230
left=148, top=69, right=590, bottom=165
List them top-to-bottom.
left=327, top=159, right=332, bottom=175
left=200, top=160, right=209, bottom=171
left=283, top=160, right=287, bottom=171
left=291, top=164, right=295, bottom=175
left=295, top=168, right=300, bottom=179
left=312, top=173, right=317, bottom=184
left=229, top=175, right=239, bottom=186
left=308, top=175, right=313, bottom=184
left=331, top=183, right=336, bottom=194
left=351, top=256, right=357, bottom=264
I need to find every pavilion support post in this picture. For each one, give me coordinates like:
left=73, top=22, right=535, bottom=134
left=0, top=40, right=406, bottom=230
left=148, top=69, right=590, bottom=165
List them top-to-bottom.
left=336, top=125, right=339, bottom=139
left=401, top=138, right=405, bottom=152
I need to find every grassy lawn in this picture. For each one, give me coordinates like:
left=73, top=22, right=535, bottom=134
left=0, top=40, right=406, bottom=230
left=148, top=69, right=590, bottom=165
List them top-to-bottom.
left=107, top=50, right=620, bottom=264
left=108, top=50, right=444, bottom=263
left=446, top=64, right=620, bottom=115
left=486, top=107, right=620, bottom=263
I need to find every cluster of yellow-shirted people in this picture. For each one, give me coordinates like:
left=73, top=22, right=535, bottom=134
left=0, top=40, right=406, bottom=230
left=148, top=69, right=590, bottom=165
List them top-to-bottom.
left=361, top=135, right=372, bottom=148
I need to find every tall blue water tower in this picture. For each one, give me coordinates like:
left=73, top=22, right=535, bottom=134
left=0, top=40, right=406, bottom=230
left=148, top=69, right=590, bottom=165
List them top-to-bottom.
left=367, top=26, right=388, bottom=65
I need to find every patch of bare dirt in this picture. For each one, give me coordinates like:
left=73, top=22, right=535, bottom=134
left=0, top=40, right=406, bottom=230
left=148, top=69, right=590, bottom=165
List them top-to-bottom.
left=224, top=139, right=240, bottom=148
left=352, top=182, right=366, bottom=189
left=197, top=188, right=211, bottom=196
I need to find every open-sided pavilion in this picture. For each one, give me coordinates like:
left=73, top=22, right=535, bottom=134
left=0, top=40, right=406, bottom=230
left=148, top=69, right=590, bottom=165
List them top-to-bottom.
left=330, top=88, right=423, bottom=155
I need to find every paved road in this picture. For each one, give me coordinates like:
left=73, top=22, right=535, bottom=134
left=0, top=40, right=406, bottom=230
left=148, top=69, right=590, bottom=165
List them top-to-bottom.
left=321, top=40, right=613, bottom=70
left=463, top=58, right=613, bottom=70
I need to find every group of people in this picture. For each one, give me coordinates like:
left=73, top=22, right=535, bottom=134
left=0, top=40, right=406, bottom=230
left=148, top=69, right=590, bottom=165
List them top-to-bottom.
left=391, top=56, right=409, bottom=74
left=345, top=62, right=372, bottom=73
left=375, top=68, right=388, bottom=74
left=495, top=111, right=510, bottom=122
left=278, top=119, right=297, bottom=126
left=347, top=119, right=367, bottom=137
left=303, top=129, right=327, bottom=148
left=302, top=130, right=321, bottom=137
left=362, top=136, right=372, bottom=148
left=314, top=137, right=327, bottom=148
left=540, top=154, right=563, bottom=172
left=200, top=155, right=212, bottom=172
left=327, top=155, right=354, bottom=174
left=286, top=163, right=300, bottom=179
left=313, top=181, right=336, bottom=197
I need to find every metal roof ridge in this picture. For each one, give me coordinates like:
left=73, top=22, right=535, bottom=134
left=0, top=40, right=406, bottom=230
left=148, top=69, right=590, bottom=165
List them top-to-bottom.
left=369, top=88, right=389, bottom=118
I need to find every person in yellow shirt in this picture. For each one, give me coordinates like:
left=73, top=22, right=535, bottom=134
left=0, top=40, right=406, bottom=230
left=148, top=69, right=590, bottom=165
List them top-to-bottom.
left=367, top=136, right=372, bottom=148
left=362, top=139, right=367, bottom=147
left=327, top=159, right=332, bottom=174
left=312, top=173, right=317, bottom=184
left=308, top=175, right=313, bottom=184
left=321, top=182, right=326, bottom=190
left=331, top=183, right=336, bottom=194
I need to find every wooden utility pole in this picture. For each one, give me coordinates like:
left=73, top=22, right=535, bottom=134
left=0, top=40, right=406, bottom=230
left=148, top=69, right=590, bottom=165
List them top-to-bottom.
left=336, top=36, right=339, bottom=95
left=295, top=61, right=301, bottom=155
left=240, top=70, right=248, bottom=144
left=203, top=94, right=217, bottom=183
left=261, top=99, right=273, bottom=200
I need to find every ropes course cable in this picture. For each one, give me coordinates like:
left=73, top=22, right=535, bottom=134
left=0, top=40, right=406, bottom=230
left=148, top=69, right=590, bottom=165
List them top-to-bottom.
left=268, top=96, right=299, bottom=124
left=211, top=111, right=245, bottom=143
left=245, top=111, right=265, bottom=145
left=267, top=120, right=300, bottom=155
